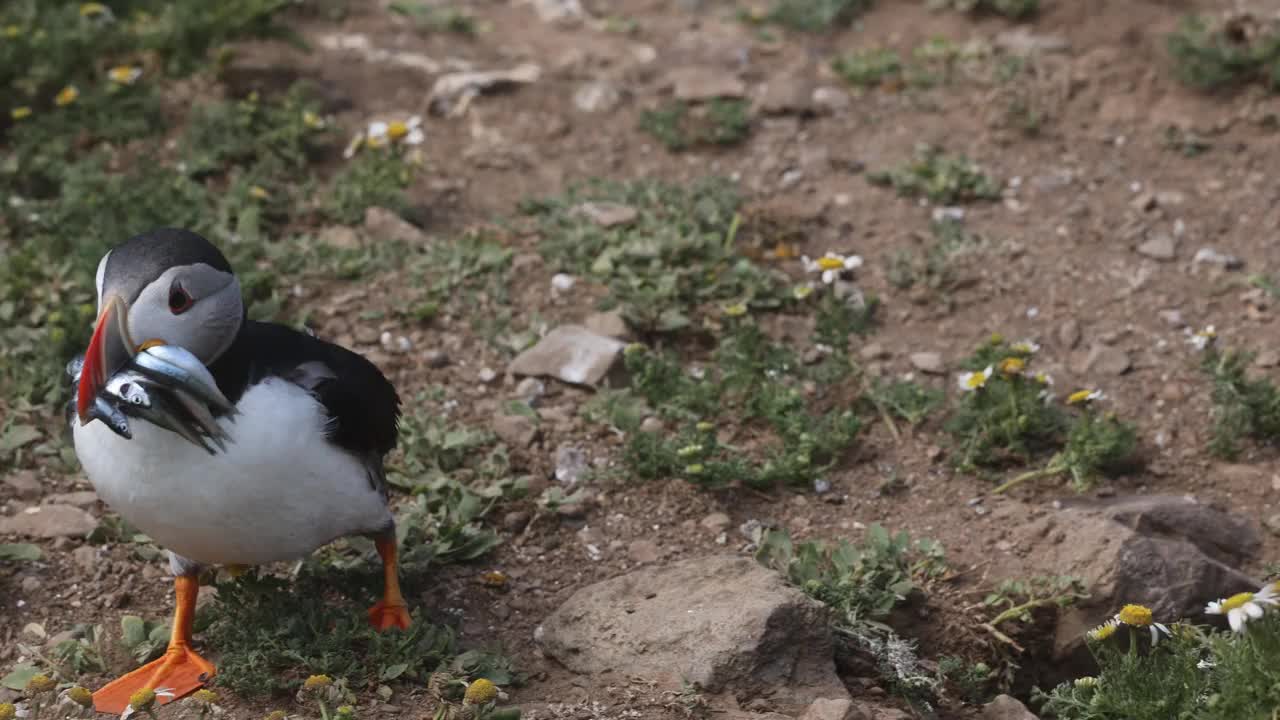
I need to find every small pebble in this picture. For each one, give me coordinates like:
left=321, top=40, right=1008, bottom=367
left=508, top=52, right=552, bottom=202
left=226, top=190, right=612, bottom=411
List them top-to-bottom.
left=551, top=273, right=576, bottom=291
left=478, top=367, right=498, bottom=383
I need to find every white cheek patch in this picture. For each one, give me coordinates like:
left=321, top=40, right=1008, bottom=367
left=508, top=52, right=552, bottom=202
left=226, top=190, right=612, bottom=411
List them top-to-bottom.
left=95, top=251, right=110, bottom=309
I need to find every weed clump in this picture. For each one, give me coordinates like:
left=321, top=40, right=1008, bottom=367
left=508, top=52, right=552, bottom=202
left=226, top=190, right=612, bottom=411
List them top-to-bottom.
left=751, top=0, right=874, bottom=32
left=927, top=0, right=1038, bottom=20
left=1168, top=13, right=1280, bottom=92
left=640, top=99, right=752, bottom=151
left=868, top=144, right=1002, bottom=204
left=1200, top=343, right=1280, bottom=458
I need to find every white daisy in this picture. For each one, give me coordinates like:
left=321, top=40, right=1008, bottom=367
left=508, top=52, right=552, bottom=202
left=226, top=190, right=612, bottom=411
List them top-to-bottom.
left=802, top=252, right=863, bottom=285
left=1185, top=325, right=1217, bottom=351
left=1010, top=339, right=1041, bottom=355
left=957, top=366, right=993, bottom=392
left=1206, top=585, right=1279, bottom=633
left=1115, top=604, right=1171, bottom=646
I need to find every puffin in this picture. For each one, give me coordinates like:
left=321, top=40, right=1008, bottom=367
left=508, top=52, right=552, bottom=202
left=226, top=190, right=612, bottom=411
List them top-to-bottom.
left=70, top=228, right=408, bottom=714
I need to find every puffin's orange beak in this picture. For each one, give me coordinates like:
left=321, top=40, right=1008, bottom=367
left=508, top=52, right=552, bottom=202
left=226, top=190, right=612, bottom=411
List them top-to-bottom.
left=77, top=295, right=133, bottom=424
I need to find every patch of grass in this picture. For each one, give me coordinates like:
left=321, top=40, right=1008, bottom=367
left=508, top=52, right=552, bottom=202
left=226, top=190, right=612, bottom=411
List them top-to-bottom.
left=750, top=0, right=873, bottom=32
left=927, top=0, right=1038, bottom=20
left=389, top=2, right=479, bottom=35
left=1168, top=14, right=1280, bottom=93
left=832, top=48, right=903, bottom=88
left=182, top=85, right=330, bottom=178
left=639, top=99, right=752, bottom=152
left=868, top=144, right=1002, bottom=204
left=324, top=148, right=415, bottom=225
left=523, top=178, right=786, bottom=333
left=885, top=217, right=984, bottom=298
left=620, top=322, right=863, bottom=489
left=945, top=336, right=1065, bottom=471
left=1201, top=345, right=1280, bottom=458
left=867, top=380, right=944, bottom=427
left=993, top=404, right=1139, bottom=494
left=757, top=525, right=946, bottom=706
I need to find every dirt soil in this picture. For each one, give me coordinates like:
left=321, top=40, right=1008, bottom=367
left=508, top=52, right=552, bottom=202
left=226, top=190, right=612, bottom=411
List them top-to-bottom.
left=6, top=0, right=1280, bottom=718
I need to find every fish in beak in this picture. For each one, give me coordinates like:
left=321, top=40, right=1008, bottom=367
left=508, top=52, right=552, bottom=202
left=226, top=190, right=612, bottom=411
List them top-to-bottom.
left=77, top=295, right=135, bottom=424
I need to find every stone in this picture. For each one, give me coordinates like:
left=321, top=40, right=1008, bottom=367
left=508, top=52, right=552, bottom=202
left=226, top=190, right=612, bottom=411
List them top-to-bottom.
left=529, top=0, right=586, bottom=25
left=994, top=28, right=1070, bottom=55
left=429, top=63, right=542, bottom=116
left=669, top=67, right=746, bottom=101
left=757, top=77, right=814, bottom=116
left=573, top=81, right=622, bottom=113
left=811, top=86, right=850, bottom=114
left=570, top=202, right=638, bottom=228
left=363, top=207, right=428, bottom=245
left=318, top=225, right=361, bottom=250
left=1136, top=232, right=1177, bottom=261
left=1194, top=247, right=1244, bottom=270
left=1157, top=309, right=1186, bottom=328
left=583, top=310, right=629, bottom=339
left=1057, top=319, right=1082, bottom=350
left=509, top=325, right=626, bottom=387
left=858, top=343, right=889, bottom=361
left=1080, top=344, right=1131, bottom=376
left=425, top=350, right=450, bottom=368
left=1256, top=350, right=1280, bottom=368
left=909, top=352, right=945, bottom=375
left=514, top=377, right=546, bottom=405
left=493, top=411, right=539, bottom=447
left=639, top=417, right=665, bottom=434
left=554, top=443, right=589, bottom=486
left=3, top=471, right=41, bottom=500
left=44, top=491, right=98, bottom=508
left=1005, top=496, right=1261, bottom=661
left=0, top=504, right=96, bottom=538
left=502, top=510, right=532, bottom=533
left=701, top=512, right=731, bottom=532
left=1265, top=514, right=1280, bottom=536
left=628, top=539, right=661, bottom=564
left=71, top=545, right=98, bottom=573
left=537, top=555, right=846, bottom=711
left=982, top=695, right=1039, bottom=720
left=800, top=697, right=854, bottom=720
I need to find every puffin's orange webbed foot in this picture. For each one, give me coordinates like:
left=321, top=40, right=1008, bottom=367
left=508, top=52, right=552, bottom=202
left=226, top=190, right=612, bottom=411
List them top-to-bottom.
left=370, top=534, right=412, bottom=632
left=92, top=644, right=216, bottom=714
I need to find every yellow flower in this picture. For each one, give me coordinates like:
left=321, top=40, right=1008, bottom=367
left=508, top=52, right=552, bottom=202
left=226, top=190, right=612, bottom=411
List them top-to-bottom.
left=79, top=2, right=109, bottom=17
left=3, top=25, right=19, bottom=38
left=108, top=65, right=141, bottom=85
left=54, top=85, right=79, bottom=107
left=11, top=106, right=31, bottom=120
left=303, top=110, right=324, bottom=129
left=387, top=120, right=409, bottom=140
left=249, top=185, right=270, bottom=200
left=816, top=255, right=845, bottom=271
left=792, top=284, right=814, bottom=300
left=723, top=302, right=747, bottom=317
left=988, top=332, right=1004, bottom=346
left=998, top=357, right=1025, bottom=375
left=957, top=366, right=993, bottom=392
left=1067, top=389, right=1104, bottom=405
left=695, top=421, right=714, bottom=433
left=677, top=444, right=703, bottom=458
left=685, top=463, right=705, bottom=475
left=1206, top=585, right=1279, bottom=633
left=1117, top=604, right=1152, bottom=626
left=1087, top=618, right=1118, bottom=642
left=26, top=674, right=56, bottom=694
left=303, top=674, right=333, bottom=690
left=1074, top=676, right=1099, bottom=689
left=463, top=678, right=498, bottom=705
left=67, top=686, right=93, bottom=707
left=128, top=689, right=156, bottom=710
left=193, top=689, right=218, bottom=704
left=0, top=703, right=14, bottom=720
left=335, top=706, right=356, bottom=719
left=265, top=713, right=287, bottom=720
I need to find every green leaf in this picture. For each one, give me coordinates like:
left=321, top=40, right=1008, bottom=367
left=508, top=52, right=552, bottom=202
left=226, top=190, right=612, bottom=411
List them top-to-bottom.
left=0, top=424, right=42, bottom=453
left=0, top=543, right=42, bottom=561
left=121, top=615, right=148, bottom=648
left=1, top=663, right=39, bottom=691
left=380, top=663, right=408, bottom=681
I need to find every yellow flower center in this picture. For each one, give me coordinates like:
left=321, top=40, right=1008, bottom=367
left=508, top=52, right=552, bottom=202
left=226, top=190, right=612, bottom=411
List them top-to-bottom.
left=80, top=3, right=108, bottom=16
left=3, top=25, right=19, bottom=38
left=108, top=65, right=138, bottom=84
left=55, top=85, right=79, bottom=106
left=11, top=106, right=31, bottom=120
left=303, top=110, right=323, bottom=128
left=387, top=120, right=409, bottom=140
left=248, top=186, right=270, bottom=200
left=816, top=256, right=845, bottom=271
left=792, top=284, right=813, bottom=300
left=724, top=302, right=747, bottom=317
left=998, top=357, right=1025, bottom=374
left=964, top=372, right=987, bottom=390
left=1066, top=389, right=1093, bottom=405
left=1221, top=592, right=1255, bottom=612
left=1118, top=604, right=1154, bottom=627
left=1088, top=621, right=1117, bottom=641
left=26, top=674, right=56, bottom=694
left=303, top=674, right=333, bottom=690
left=464, top=678, right=498, bottom=705
left=68, top=687, right=93, bottom=707
left=128, top=689, right=156, bottom=709
left=193, top=689, right=218, bottom=704
left=0, top=703, right=13, bottom=720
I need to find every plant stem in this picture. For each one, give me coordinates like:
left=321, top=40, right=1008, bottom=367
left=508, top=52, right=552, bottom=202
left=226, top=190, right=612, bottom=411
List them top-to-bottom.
left=992, top=460, right=1063, bottom=495
left=988, top=597, right=1061, bottom=627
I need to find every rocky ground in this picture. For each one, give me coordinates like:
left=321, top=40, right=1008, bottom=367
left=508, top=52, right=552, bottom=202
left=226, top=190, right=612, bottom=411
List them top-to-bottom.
left=5, top=1, right=1280, bottom=719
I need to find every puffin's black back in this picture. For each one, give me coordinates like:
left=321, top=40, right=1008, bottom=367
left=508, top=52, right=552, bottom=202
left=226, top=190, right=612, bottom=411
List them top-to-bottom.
left=208, top=321, right=402, bottom=461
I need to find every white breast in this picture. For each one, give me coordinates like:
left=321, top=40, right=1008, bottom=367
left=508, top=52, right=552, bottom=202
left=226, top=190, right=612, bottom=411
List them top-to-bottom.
left=73, top=378, right=393, bottom=566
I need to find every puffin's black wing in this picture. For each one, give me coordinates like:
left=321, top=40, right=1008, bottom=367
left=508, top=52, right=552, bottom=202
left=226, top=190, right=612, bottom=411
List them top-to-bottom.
left=208, top=321, right=401, bottom=472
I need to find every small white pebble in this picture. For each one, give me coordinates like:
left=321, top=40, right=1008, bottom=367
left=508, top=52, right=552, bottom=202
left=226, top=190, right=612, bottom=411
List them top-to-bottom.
left=1114, top=135, right=1127, bottom=146
left=1009, top=176, right=1023, bottom=188
left=1129, top=181, right=1142, bottom=193
left=1173, top=218, right=1186, bottom=237
left=551, top=273, right=576, bottom=291
left=1026, top=306, right=1040, bottom=319
left=379, top=330, right=393, bottom=346
left=395, top=336, right=412, bottom=353
left=478, top=367, right=497, bottom=383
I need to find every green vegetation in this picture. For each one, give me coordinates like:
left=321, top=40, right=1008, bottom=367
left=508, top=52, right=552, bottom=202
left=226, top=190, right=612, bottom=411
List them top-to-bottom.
left=744, top=0, right=873, bottom=32
left=927, top=0, right=1038, bottom=20
left=389, top=2, right=479, bottom=36
left=1168, top=14, right=1280, bottom=92
left=832, top=48, right=903, bottom=88
left=639, top=99, right=752, bottom=151
left=868, top=144, right=1002, bottom=204
left=1201, top=345, right=1280, bottom=458
left=757, top=526, right=946, bottom=706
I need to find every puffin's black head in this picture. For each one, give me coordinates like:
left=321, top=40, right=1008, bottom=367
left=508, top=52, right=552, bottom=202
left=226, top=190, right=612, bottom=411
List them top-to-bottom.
left=77, top=229, right=243, bottom=422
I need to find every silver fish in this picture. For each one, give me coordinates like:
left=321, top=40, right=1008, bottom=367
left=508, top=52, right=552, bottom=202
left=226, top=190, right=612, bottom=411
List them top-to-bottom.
left=133, top=345, right=236, bottom=416
left=66, top=354, right=85, bottom=386
left=104, top=371, right=153, bottom=410
left=128, top=387, right=220, bottom=455
left=167, top=387, right=232, bottom=450
left=90, top=395, right=132, bottom=440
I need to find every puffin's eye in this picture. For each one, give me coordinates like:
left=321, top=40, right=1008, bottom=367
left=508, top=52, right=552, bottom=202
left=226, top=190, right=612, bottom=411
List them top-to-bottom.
left=168, top=283, right=193, bottom=314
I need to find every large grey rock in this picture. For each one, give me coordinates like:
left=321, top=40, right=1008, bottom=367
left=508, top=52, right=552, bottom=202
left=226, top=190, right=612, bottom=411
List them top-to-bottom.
left=509, top=325, right=625, bottom=387
left=1003, top=496, right=1261, bottom=661
left=0, top=504, right=96, bottom=538
left=537, top=555, right=847, bottom=712
left=982, top=694, right=1039, bottom=720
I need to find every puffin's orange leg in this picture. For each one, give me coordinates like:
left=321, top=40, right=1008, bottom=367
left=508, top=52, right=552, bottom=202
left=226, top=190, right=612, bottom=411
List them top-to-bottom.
left=368, top=535, right=411, bottom=631
left=93, top=574, right=215, bottom=714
